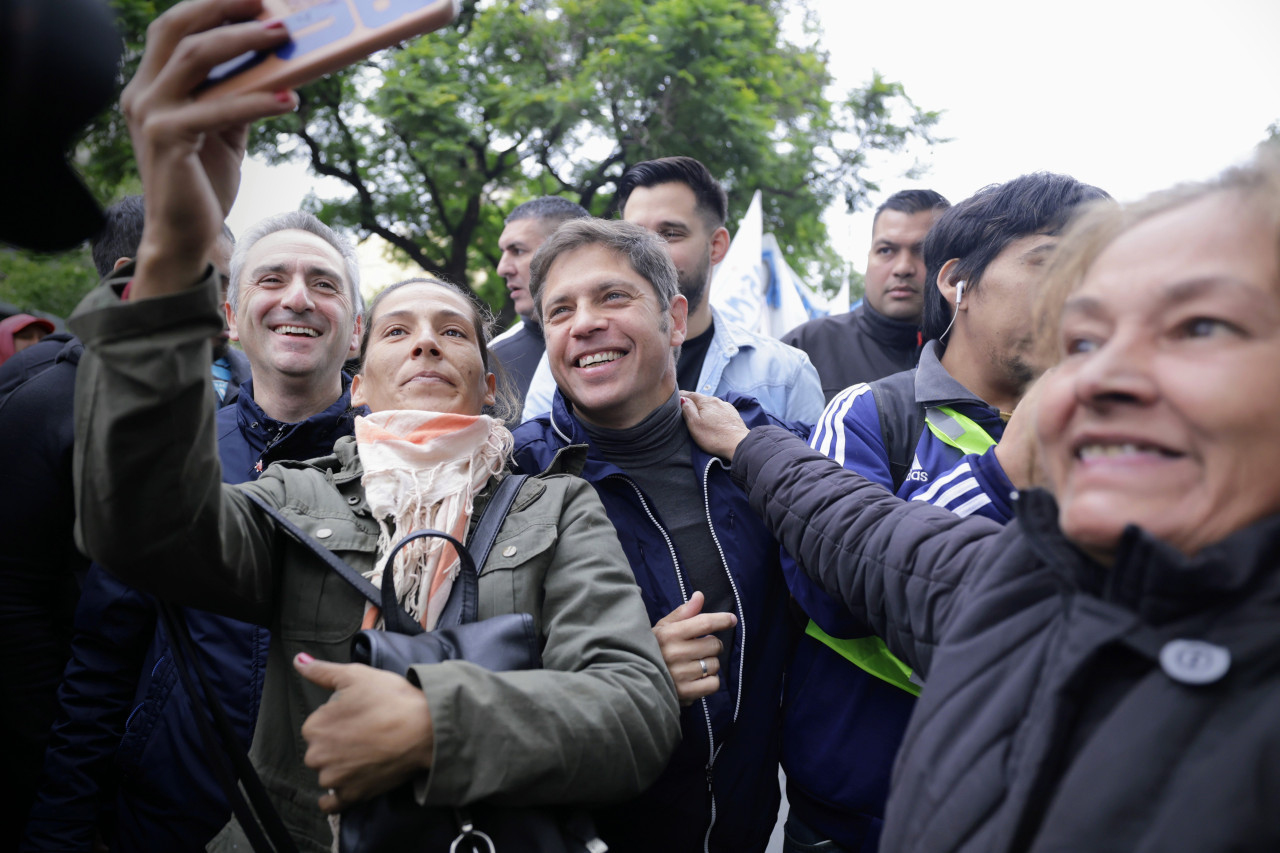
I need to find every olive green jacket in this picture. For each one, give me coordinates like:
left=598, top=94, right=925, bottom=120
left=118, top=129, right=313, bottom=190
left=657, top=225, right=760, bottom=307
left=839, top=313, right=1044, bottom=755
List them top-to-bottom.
left=70, top=271, right=680, bottom=852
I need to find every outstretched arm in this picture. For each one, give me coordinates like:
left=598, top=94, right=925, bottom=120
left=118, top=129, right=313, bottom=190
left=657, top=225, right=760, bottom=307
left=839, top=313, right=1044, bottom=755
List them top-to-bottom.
left=73, top=0, right=299, bottom=620
left=121, top=0, right=297, bottom=299
left=682, top=393, right=1010, bottom=677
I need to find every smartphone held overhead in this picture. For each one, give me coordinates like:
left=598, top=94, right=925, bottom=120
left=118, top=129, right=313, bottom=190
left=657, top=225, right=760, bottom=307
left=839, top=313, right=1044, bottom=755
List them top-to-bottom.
left=198, top=0, right=461, bottom=100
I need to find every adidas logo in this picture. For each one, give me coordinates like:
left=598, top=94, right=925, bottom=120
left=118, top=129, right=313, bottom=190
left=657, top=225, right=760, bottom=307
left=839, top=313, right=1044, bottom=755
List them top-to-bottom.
left=905, top=454, right=929, bottom=483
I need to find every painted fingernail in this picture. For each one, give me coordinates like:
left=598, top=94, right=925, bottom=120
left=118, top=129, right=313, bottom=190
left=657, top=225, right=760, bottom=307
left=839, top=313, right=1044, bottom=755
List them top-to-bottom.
left=262, top=18, right=286, bottom=30
left=274, top=90, right=294, bottom=104
left=296, top=652, right=314, bottom=665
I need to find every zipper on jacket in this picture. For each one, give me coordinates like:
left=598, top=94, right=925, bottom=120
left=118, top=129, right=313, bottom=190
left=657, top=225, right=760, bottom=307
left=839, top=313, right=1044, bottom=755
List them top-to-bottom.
left=255, top=422, right=293, bottom=474
left=699, top=456, right=748, bottom=852
left=701, top=457, right=747, bottom=732
left=604, top=473, right=727, bottom=845
left=705, top=764, right=717, bottom=853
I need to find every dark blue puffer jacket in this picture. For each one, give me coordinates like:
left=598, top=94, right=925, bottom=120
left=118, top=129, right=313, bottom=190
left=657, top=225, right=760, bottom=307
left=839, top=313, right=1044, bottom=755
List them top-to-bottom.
left=23, top=379, right=354, bottom=853
left=513, top=391, right=804, bottom=853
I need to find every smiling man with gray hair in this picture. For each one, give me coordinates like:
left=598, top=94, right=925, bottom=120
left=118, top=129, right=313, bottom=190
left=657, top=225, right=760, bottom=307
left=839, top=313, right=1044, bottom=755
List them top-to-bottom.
left=26, top=210, right=365, bottom=852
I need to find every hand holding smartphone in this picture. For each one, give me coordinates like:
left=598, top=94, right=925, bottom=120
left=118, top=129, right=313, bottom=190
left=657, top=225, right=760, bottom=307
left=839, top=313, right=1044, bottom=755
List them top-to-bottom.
left=198, top=0, right=461, bottom=100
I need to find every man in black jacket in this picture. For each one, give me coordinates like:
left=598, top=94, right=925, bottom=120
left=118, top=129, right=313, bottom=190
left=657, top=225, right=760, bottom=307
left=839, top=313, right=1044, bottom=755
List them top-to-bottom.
left=783, top=189, right=949, bottom=402
left=490, top=196, right=589, bottom=408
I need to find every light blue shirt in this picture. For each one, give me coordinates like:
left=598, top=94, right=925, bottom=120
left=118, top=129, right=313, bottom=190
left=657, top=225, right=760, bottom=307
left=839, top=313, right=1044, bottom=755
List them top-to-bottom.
left=521, top=307, right=824, bottom=426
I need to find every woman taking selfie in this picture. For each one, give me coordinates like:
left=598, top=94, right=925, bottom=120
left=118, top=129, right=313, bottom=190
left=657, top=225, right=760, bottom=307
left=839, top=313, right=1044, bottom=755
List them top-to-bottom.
left=66, top=5, right=678, bottom=849
left=681, top=147, right=1280, bottom=852
left=73, top=268, right=679, bottom=851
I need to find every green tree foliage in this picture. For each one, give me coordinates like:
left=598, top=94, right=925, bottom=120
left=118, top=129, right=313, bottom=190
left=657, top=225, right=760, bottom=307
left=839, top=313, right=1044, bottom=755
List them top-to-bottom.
left=62, top=0, right=940, bottom=318
left=0, top=247, right=98, bottom=320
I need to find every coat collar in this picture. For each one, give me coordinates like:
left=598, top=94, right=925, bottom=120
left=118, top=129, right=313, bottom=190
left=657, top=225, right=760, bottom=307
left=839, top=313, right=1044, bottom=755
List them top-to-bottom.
left=856, top=300, right=921, bottom=349
left=914, top=340, right=992, bottom=410
left=1016, top=487, right=1280, bottom=625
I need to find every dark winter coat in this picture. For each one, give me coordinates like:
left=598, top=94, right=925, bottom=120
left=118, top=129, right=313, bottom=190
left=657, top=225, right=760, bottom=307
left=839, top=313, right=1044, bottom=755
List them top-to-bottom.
left=781, top=301, right=920, bottom=403
left=24, top=381, right=354, bottom=852
left=513, top=392, right=803, bottom=853
left=734, top=425, right=1280, bottom=853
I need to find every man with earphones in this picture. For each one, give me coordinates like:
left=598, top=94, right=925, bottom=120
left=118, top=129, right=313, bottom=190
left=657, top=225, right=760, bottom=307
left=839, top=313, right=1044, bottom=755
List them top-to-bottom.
left=776, top=173, right=1109, bottom=853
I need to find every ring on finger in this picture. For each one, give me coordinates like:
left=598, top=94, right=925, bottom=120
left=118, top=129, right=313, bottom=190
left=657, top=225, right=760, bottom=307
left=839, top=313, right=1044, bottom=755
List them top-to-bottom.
left=698, top=658, right=709, bottom=678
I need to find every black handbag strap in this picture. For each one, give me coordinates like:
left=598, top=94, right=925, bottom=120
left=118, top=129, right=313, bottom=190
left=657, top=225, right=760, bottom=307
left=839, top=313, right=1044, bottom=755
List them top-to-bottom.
left=438, top=472, right=526, bottom=629
left=165, top=473, right=528, bottom=853
left=243, top=473, right=527, bottom=633
left=465, top=474, right=526, bottom=575
left=243, top=491, right=382, bottom=606
left=158, top=602, right=299, bottom=853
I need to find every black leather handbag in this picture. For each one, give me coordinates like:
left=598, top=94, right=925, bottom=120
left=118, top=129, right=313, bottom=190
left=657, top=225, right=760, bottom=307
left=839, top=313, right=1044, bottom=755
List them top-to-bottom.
left=166, top=476, right=608, bottom=853
left=338, top=478, right=603, bottom=853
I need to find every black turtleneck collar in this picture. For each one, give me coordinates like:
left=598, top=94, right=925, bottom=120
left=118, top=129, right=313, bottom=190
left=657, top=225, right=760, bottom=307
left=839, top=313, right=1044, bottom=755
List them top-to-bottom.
left=858, top=299, right=921, bottom=348
left=519, top=316, right=545, bottom=342
left=579, top=390, right=684, bottom=467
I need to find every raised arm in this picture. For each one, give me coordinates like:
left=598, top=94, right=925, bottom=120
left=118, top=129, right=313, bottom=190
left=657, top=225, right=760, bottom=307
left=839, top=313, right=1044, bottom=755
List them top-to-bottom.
left=72, top=0, right=300, bottom=620
left=122, top=0, right=296, bottom=299
left=72, top=274, right=281, bottom=623
left=681, top=393, right=1006, bottom=676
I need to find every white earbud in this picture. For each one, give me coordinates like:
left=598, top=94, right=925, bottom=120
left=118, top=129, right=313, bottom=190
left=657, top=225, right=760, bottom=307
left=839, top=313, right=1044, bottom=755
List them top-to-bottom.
left=955, top=280, right=966, bottom=305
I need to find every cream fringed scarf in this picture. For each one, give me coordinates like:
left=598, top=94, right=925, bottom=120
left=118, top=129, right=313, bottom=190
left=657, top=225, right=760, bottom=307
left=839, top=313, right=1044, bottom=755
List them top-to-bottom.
left=354, top=410, right=512, bottom=631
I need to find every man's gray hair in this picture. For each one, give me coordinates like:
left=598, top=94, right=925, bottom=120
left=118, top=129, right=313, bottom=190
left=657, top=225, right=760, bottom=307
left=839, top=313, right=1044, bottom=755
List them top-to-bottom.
left=506, top=196, right=589, bottom=227
left=227, top=211, right=363, bottom=317
left=528, top=218, right=679, bottom=320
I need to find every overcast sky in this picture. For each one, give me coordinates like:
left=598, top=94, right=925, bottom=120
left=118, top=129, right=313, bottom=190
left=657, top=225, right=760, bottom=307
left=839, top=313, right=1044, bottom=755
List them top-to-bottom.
left=229, top=0, right=1280, bottom=278
left=809, top=0, right=1280, bottom=265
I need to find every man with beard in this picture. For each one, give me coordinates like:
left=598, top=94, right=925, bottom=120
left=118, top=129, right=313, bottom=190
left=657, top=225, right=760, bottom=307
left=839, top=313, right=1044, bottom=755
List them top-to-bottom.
left=522, top=156, right=823, bottom=425
left=779, top=173, right=1109, bottom=853
left=783, top=189, right=950, bottom=403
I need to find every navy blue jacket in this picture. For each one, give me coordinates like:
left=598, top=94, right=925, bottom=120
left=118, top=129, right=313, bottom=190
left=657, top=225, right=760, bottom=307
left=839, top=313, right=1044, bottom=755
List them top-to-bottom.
left=0, top=332, right=75, bottom=401
left=3, top=332, right=250, bottom=852
left=1, top=337, right=85, bottom=851
left=781, top=343, right=1014, bottom=851
left=23, top=379, right=354, bottom=853
left=512, top=391, right=802, bottom=853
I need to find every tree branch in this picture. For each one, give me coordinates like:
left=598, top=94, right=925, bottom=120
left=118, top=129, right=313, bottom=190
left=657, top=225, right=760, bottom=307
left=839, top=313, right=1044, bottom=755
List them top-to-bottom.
left=294, top=105, right=438, bottom=272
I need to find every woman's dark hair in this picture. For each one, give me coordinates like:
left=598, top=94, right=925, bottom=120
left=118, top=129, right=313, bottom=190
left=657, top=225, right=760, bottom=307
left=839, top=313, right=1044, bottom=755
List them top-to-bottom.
left=921, top=173, right=1111, bottom=346
left=358, top=277, right=520, bottom=423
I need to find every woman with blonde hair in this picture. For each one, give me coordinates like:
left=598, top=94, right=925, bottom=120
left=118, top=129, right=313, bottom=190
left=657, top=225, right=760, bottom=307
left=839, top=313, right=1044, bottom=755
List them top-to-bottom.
left=681, top=145, right=1280, bottom=853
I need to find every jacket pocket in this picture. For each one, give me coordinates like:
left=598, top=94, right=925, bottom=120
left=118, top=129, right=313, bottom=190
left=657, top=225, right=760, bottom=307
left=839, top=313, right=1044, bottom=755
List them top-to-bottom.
left=276, top=511, right=376, bottom=643
left=475, top=520, right=558, bottom=635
